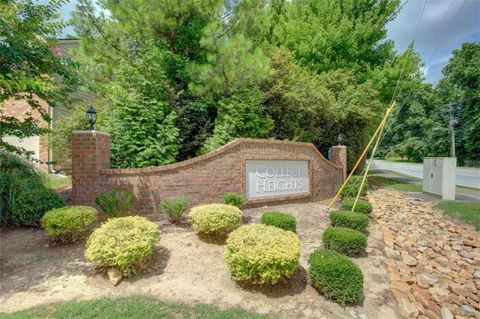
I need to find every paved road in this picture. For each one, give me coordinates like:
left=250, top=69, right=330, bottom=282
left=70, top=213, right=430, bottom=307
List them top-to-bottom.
left=372, top=160, right=480, bottom=189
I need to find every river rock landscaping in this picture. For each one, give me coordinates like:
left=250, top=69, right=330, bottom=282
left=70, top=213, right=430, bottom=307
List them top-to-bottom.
left=370, top=189, right=480, bottom=319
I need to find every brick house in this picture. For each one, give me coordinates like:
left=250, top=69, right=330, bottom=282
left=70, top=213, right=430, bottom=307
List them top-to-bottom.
left=1, top=39, right=93, bottom=173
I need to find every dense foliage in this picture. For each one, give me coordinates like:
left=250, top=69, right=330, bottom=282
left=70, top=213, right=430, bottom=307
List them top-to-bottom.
left=0, top=0, right=78, bottom=157
left=59, top=0, right=418, bottom=169
left=0, top=151, right=65, bottom=226
left=340, top=176, right=368, bottom=198
left=95, top=189, right=133, bottom=217
left=222, top=192, right=246, bottom=209
left=158, top=196, right=190, bottom=223
left=341, top=198, right=373, bottom=215
left=189, top=204, right=243, bottom=236
left=42, top=206, right=97, bottom=242
left=260, top=211, right=296, bottom=233
left=330, top=211, right=369, bottom=232
left=85, top=216, right=160, bottom=277
left=225, top=224, right=300, bottom=284
left=322, top=227, right=367, bottom=256
left=309, top=249, right=364, bottom=305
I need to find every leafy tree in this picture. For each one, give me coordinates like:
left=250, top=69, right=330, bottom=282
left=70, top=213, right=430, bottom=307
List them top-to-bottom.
left=0, top=0, right=77, bottom=157
left=69, top=0, right=414, bottom=171
left=71, top=0, right=221, bottom=167
left=271, top=0, right=400, bottom=79
left=380, top=42, right=479, bottom=164
left=439, top=42, right=480, bottom=163
left=201, top=89, right=273, bottom=153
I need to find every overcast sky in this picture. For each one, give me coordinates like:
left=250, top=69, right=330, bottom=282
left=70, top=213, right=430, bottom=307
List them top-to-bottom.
left=54, top=0, right=480, bottom=84
left=387, top=0, right=480, bottom=84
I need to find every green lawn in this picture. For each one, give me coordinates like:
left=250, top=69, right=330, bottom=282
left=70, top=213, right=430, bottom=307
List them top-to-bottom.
left=44, top=175, right=71, bottom=189
left=367, top=175, right=422, bottom=192
left=436, top=201, right=480, bottom=231
left=0, top=296, right=269, bottom=319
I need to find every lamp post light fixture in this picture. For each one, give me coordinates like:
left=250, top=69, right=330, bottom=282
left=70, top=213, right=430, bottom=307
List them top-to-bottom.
left=86, top=105, right=97, bottom=131
left=337, top=133, right=343, bottom=145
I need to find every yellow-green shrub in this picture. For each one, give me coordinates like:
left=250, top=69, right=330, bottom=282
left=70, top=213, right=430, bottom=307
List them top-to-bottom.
left=189, top=204, right=243, bottom=236
left=42, top=206, right=97, bottom=242
left=85, top=216, right=160, bottom=277
left=225, top=224, right=301, bottom=284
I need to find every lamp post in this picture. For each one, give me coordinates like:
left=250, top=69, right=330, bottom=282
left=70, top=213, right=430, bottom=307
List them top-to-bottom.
left=86, top=105, right=97, bottom=131
left=337, top=133, right=343, bottom=145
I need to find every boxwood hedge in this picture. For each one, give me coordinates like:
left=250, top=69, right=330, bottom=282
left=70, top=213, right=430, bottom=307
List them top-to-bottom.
left=341, top=198, right=372, bottom=215
left=330, top=210, right=369, bottom=232
left=260, top=211, right=296, bottom=232
left=322, top=227, right=367, bottom=256
left=309, top=249, right=364, bottom=305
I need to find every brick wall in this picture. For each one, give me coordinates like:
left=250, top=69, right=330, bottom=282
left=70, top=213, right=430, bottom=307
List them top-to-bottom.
left=1, top=97, right=49, bottom=169
left=71, top=131, right=347, bottom=213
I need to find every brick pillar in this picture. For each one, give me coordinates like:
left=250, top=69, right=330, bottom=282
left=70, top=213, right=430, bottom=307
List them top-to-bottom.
left=71, top=131, right=111, bottom=205
left=331, top=145, right=347, bottom=181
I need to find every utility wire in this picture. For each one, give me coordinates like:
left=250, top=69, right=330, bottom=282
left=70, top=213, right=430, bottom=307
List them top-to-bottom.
left=376, top=0, right=467, bottom=149
left=388, top=0, right=428, bottom=106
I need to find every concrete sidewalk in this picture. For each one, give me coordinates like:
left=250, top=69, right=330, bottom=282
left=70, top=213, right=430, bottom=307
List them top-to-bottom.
left=373, top=160, right=480, bottom=189
left=371, top=169, right=480, bottom=202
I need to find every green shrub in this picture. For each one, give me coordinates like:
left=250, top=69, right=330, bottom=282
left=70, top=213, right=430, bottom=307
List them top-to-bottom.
left=0, top=151, right=54, bottom=225
left=341, top=176, right=368, bottom=198
left=10, top=187, right=65, bottom=226
left=95, top=189, right=133, bottom=216
left=223, top=192, right=246, bottom=209
left=158, top=196, right=190, bottom=223
left=341, top=198, right=372, bottom=215
left=189, top=204, right=243, bottom=236
left=42, top=206, right=97, bottom=242
left=260, top=211, right=296, bottom=232
left=330, top=211, right=369, bottom=232
left=85, top=216, right=160, bottom=277
left=226, top=224, right=301, bottom=284
left=322, top=227, right=367, bottom=256
left=309, top=249, right=364, bottom=305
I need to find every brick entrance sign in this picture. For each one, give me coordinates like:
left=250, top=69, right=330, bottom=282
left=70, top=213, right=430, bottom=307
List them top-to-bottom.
left=72, top=131, right=347, bottom=213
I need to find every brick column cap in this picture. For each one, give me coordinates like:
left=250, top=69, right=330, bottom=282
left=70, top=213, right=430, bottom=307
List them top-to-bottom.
left=72, top=130, right=111, bottom=138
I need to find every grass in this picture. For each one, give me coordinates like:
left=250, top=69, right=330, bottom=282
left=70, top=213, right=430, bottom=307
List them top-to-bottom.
left=44, top=175, right=71, bottom=189
left=367, top=175, right=422, bottom=192
left=436, top=201, right=480, bottom=231
left=0, top=296, right=269, bottom=319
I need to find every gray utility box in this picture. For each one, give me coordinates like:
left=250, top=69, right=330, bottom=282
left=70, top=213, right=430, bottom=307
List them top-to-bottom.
left=422, top=157, right=456, bottom=200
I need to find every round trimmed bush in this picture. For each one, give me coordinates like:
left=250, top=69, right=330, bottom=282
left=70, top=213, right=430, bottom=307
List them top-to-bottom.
left=10, top=186, right=65, bottom=226
left=341, top=198, right=372, bottom=215
left=189, top=204, right=243, bottom=236
left=42, top=206, right=98, bottom=242
left=330, top=210, right=368, bottom=232
left=260, top=211, right=296, bottom=232
left=85, top=216, right=160, bottom=277
left=225, top=224, right=300, bottom=284
left=322, top=227, right=367, bottom=256
left=309, top=249, right=364, bottom=305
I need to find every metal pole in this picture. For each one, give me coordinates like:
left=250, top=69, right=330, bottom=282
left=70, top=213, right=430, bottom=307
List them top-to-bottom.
left=449, top=103, right=456, bottom=158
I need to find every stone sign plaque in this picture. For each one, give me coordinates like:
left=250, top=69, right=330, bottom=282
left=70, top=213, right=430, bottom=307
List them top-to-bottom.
left=246, top=160, right=309, bottom=199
